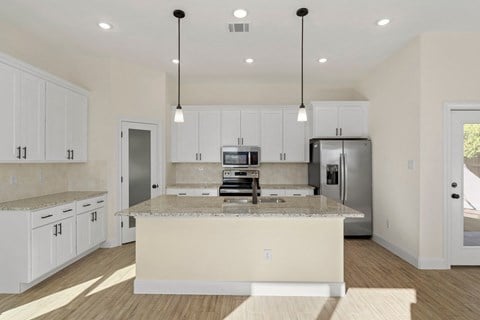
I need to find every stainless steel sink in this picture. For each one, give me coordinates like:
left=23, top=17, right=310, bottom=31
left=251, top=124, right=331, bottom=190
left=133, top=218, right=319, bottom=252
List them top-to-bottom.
left=223, top=198, right=286, bottom=204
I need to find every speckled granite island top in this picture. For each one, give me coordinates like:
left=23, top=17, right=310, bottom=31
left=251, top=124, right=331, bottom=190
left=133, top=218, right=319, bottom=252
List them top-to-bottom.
left=0, top=191, right=107, bottom=211
left=116, top=195, right=363, bottom=218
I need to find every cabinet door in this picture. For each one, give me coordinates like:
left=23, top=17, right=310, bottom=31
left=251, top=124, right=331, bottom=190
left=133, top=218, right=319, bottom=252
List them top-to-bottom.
left=0, top=62, right=20, bottom=161
left=19, top=72, right=46, bottom=161
left=46, top=82, right=68, bottom=161
left=66, top=91, right=87, bottom=161
left=338, top=105, right=367, bottom=137
left=313, top=106, right=339, bottom=138
left=283, top=108, right=307, bottom=162
left=261, top=109, right=283, bottom=162
left=173, top=110, right=198, bottom=162
left=221, top=110, right=241, bottom=145
left=241, top=110, right=260, bottom=146
left=198, top=111, right=221, bottom=162
left=92, top=206, right=106, bottom=246
left=76, top=211, right=93, bottom=255
left=56, top=217, right=75, bottom=266
left=31, top=224, right=56, bottom=280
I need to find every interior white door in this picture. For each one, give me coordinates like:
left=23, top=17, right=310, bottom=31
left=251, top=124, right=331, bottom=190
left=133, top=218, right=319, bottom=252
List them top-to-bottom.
left=0, top=62, right=19, bottom=161
left=19, top=72, right=45, bottom=161
left=46, top=82, right=68, bottom=161
left=66, top=91, right=87, bottom=161
left=338, top=105, right=366, bottom=137
left=313, top=106, right=339, bottom=137
left=283, top=107, right=307, bottom=162
left=261, top=109, right=283, bottom=162
left=173, top=110, right=198, bottom=162
left=198, top=110, right=221, bottom=162
left=221, top=110, right=241, bottom=146
left=240, top=110, right=261, bottom=146
left=450, top=110, right=480, bottom=265
left=121, top=121, right=160, bottom=244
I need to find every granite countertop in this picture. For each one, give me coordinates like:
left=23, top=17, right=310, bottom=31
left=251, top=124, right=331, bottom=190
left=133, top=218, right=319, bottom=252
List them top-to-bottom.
left=167, top=184, right=220, bottom=189
left=261, top=184, right=315, bottom=190
left=0, top=191, right=107, bottom=211
left=116, top=195, right=363, bottom=218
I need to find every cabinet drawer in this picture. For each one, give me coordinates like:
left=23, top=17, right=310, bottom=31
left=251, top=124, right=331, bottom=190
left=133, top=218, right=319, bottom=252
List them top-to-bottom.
left=167, top=188, right=218, bottom=196
left=261, top=189, right=285, bottom=197
left=284, top=189, right=314, bottom=197
left=76, top=195, right=105, bottom=213
left=92, top=195, right=106, bottom=207
left=31, top=203, right=75, bottom=229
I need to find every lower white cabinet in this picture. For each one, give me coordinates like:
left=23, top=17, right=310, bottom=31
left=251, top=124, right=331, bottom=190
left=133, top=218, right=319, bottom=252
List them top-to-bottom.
left=166, top=187, right=218, bottom=197
left=261, top=188, right=314, bottom=197
left=0, top=193, right=107, bottom=293
left=32, top=216, right=75, bottom=280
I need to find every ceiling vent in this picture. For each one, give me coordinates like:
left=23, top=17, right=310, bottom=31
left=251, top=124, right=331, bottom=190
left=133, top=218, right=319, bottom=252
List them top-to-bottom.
left=228, top=23, right=250, bottom=33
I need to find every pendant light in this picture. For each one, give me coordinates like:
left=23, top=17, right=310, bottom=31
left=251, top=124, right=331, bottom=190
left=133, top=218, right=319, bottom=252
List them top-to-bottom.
left=296, top=8, right=308, bottom=122
left=173, top=9, right=185, bottom=123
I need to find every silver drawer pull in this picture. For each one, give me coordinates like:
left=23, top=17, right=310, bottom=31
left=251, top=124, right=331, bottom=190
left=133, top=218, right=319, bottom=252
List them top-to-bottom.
left=178, top=193, right=187, bottom=196
left=201, top=193, right=210, bottom=196
left=270, top=193, right=278, bottom=196
left=293, top=194, right=302, bottom=196
left=97, top=200, right=105, bottom=204
left=82, top=203, right=91, bottom=207
left=63, top=209, right=73, bottom=213
left=41, top=214, right=53, bottom=219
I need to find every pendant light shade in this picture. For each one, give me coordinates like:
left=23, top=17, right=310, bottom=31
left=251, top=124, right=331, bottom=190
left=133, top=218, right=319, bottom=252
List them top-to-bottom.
left=297, top=8, right=308, bottom=122
left=173, top=9, right=185, bottom=123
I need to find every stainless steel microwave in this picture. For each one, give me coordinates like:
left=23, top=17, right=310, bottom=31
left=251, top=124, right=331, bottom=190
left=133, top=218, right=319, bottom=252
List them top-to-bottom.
left=221, top=146, right=260, bottom=168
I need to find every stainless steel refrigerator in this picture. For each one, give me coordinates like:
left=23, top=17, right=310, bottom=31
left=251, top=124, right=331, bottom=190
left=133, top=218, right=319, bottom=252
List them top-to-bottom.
left=308, top=139, right=372, bottom=236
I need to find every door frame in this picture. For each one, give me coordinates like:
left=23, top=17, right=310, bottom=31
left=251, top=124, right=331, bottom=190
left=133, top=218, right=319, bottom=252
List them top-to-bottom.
left=444, top=102, right=480, bottom=267
left=117, top=118, right=165, bottom=245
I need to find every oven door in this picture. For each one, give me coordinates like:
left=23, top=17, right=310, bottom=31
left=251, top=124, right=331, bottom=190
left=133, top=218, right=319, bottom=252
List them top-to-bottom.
left=222, top=151, right=250, bottom=168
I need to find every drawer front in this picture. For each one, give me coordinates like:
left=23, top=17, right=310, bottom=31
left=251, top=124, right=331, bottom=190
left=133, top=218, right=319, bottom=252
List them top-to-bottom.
left=167, top=188, right=218, bottom=196
left=195, top=189, right=218, bottom=197
left=261, top=189, right=285, bottom=197
left=284, top=189, right=314, bottom=197
left=76, top=195, right=105, bottom=213
left=92, top=195, right=106, bottom=207
left=31, top=202, right=75, bottom=229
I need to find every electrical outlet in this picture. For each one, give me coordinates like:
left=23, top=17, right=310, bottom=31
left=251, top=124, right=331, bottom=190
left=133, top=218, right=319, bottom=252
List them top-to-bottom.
left=407, top=160, right=415, bottom=170
left=10, top=175, right=17, bottom=185
left=386, top=219, right=390, bottom=229
left=264, top=249, right=272, bottom=261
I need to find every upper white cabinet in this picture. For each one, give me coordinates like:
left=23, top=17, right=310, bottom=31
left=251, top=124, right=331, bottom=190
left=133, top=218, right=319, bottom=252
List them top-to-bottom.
left=0, top=52, right=88, bottom=163
left=0, top=62, right=46, bottom=161
left=46, top=82, right=87, bottom=162
left=311, top=101, right=368, bottom=138
left=261, top=106, right=307, bottom=163
left=172, top=107, right=221, bottom=162
left=221, top=109, right=260, bottom=146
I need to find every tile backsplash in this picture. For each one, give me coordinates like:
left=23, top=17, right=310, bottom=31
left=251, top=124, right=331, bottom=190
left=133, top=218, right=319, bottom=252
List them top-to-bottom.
left=174, top=163, right=308, bottom=185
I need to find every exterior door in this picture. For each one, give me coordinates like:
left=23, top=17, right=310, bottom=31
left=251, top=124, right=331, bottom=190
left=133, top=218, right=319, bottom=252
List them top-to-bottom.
left=450, top=110, right=480, bottom=265
left=121, top=121, right=160, bottom=244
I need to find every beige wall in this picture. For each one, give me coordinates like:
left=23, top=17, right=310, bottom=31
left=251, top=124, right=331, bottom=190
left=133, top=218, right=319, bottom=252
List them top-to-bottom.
left=0, top=20, right=168, bottom=245
left=418, top=33, right=480, bottom=260
left=357, top=38, right=421, bottom=259
left=136, top=217, right=344, bottom=282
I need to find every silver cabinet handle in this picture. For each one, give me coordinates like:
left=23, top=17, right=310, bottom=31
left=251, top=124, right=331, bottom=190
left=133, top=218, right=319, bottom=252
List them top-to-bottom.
left=335, top=128, right=338, bottom=136
left=339, top=128, right=343, bottom=136
left=238, top=138, right=240, bottom=145
left=241, top=138, right=244, bottom=145
left=17, top=146, right=21, bottom=159
left=22, top=147, right=27, bottom=159
left=72, top=150, right=74, bottom=160
left=195, top=153, right=198, bottom=160
left=199, top=153, right=202, bottom=161
left=280, top=153, right=282, bottom=160
left=284, top=153, right=286, bottom=161
left=178, top=192, right=187, bottom=196
left=201, top=193, right=210, bottom=196
left=270, top=193, right=278, bottom=196
left=293, top=193, right=302, bottom=196
left=83, top=203, right=91, bottom=207
left=62, top=209, right=73, bottom=213
left=91, top=212, right=95, bottom=222
left=41, top=214, right=53, bottom=219
left=58, top=223, right=62, bottom=235
left=53, top=224, right=58, bottom=236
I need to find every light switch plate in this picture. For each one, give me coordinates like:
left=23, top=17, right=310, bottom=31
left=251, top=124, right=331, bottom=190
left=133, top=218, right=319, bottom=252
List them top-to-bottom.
left=407, top=160, right=415, bottom=170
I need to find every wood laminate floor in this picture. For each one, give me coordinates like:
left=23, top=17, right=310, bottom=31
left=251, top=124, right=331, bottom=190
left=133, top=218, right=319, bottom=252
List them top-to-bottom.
left=1, top=240, right=479, bottom=320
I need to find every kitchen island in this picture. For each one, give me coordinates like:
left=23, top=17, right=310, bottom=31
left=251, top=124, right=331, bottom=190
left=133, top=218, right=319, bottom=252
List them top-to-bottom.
left=117, top=195, right=363, bottom=297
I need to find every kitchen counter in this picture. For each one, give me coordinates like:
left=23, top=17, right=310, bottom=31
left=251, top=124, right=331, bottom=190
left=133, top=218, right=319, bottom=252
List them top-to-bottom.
left=0, top=191, right=107, bottom=211
left=116, top=195, right=363, bottom=218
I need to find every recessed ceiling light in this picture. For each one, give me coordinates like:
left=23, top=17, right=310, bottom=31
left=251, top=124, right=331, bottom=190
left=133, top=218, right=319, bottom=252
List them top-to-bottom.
left=233, top=9, right=248, bottom=19
left=376, top=18, right=391, bottom=26
left=98, top=22, right=112, bottom=30
left=245, top=58, right=254, bottom=64
left=318, top=58, right=328, bottom=64
left=172, top=59, right=179, bottom=64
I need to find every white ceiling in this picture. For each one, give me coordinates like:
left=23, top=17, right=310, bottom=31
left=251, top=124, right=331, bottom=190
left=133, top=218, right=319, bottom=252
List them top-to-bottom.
left=2, top=0, right=480, bottom=86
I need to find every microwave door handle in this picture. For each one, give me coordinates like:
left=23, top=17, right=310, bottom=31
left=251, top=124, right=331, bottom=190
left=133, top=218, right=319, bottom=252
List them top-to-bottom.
left=248, top=152, right=251, bottom=166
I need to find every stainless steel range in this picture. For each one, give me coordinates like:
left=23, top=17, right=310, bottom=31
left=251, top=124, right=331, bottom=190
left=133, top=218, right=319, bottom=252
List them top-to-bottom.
left=219, top=170, right=261, bottom=197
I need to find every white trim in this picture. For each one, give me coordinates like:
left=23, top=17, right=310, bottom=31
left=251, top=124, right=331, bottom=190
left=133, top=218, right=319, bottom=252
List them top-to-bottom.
left=0, top=51, right=89, bottom=96
left=372, top=234, right=418, bottom=267
left=417, top=258, right=449, bottom=270
left=134, top=279, right=345, bottom=297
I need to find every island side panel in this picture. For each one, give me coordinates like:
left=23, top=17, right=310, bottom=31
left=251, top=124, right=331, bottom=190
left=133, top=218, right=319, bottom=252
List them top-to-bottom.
left=136, top=217, right=344, bottom=284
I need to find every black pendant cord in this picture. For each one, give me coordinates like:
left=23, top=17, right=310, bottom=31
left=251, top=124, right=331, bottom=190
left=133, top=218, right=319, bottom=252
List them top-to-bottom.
left=301, top=15, right=304, bottom=107
left=177, top=17, right=181, bottom=108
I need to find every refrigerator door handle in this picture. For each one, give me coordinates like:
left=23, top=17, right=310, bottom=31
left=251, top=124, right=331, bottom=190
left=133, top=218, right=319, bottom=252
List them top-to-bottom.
left=343, top=153, right=347, bottom=202
left=339, top=154, right=343, bottom=201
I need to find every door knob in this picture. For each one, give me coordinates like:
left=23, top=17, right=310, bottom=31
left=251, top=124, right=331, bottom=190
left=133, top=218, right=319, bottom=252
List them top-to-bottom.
left=451, top=182, right=458, bottom=188
left=152, top=184, right=159, bottom=189
left=451, top=193, right=460, bottom=199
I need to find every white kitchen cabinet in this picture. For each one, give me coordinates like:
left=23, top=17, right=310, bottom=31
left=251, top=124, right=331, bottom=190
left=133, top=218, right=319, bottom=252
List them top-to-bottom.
left=0, top=62, right=45, bottom=162
left=46, top=82, right=87, bottom=162
left=312, top=101, right=368, bottom=138
left=261, top=107, right=307, bottom=163
left=172, top=108, right=221, bottom=162
left=221, top=109, right=260, bottom=146
left=166, top=187, right=218, bottom=197
left=261, top=188, right=314, bottom=197
left=284, top=189, right=314, bottom=196
left=76, top=196, right=107, bottom=255
left=55, top=216, right=76, bottom=267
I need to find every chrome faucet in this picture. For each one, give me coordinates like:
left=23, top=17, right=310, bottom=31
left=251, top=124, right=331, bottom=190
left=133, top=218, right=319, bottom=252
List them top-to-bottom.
left=252, top=178, right=258, bottom=204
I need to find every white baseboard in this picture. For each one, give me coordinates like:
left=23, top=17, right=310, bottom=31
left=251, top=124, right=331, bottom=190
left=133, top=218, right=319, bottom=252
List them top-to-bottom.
left=372, top=234, right=419, bottom=268
left=101, top=239, right=121, bottom=248
left=417, top=258, right=449, bottom=270
left=134, top=280, right=345, bottom=297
